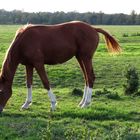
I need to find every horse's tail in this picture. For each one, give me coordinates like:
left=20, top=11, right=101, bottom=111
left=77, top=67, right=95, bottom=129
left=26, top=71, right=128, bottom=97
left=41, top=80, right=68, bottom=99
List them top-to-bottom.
left=95, top=28, right=122, bottom=54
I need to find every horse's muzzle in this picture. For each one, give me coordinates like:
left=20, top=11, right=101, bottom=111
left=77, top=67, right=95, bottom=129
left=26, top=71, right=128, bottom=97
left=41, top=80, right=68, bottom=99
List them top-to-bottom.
left=0, top=106, right=3, bottom=113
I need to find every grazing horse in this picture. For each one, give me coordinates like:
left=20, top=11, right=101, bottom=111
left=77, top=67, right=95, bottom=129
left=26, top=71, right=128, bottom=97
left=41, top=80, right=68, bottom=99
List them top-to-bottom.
left=0, top=21, right=121, bottom=112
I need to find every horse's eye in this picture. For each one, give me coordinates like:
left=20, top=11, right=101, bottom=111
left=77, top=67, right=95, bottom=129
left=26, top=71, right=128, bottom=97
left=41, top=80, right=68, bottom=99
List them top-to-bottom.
left=0, top=90, right=3, bottom=94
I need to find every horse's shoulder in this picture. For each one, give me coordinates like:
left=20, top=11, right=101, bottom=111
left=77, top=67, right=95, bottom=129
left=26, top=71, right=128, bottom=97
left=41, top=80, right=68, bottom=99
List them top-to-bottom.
left=16, top=24, right=33, bottom=36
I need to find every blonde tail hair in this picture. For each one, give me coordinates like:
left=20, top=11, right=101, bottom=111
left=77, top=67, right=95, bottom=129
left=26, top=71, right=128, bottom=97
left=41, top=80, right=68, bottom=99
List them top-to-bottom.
left=95, top=28, right=122, bottom=54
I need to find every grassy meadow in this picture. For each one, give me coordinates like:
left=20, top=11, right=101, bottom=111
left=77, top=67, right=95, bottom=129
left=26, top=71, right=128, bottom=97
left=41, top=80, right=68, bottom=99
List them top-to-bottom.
left=0, top=25, right=140, bottom=140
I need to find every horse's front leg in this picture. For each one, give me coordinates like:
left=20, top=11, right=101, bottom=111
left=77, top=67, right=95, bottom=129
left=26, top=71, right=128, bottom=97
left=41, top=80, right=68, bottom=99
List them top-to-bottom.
left=34, top=63, right=57, bottom=111
left=21, top=65, right=33, bottom=109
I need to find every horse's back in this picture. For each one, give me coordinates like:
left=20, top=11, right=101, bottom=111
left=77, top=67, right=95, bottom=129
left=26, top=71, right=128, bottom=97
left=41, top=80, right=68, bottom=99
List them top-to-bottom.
left=18, top=21, right=99, bottom=65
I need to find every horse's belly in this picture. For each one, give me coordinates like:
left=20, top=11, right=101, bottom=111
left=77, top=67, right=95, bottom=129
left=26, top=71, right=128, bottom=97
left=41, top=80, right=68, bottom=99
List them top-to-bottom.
left=44, top=51, right=75, bottom=65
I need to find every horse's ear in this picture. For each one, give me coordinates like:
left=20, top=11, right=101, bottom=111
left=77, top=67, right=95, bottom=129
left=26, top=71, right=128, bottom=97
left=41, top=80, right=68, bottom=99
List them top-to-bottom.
left=0, top=70, right=1, bottom=82
left=0, top=72, right=1, bottom=82
left=0, top=74, right=4, bottom=83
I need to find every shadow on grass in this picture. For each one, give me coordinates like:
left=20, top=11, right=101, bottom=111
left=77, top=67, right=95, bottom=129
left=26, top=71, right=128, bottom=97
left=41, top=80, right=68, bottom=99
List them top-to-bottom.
left=1, top=106, right=140, bottom=123
left=52, top=107, right=140, bottom=122
left=1, top=108, right=140, bottom=140
left=0, top=111, right=48, bottom=119
left=0, top=114, right=49, bottom=140
left=124, top=134, right=140, bottom=139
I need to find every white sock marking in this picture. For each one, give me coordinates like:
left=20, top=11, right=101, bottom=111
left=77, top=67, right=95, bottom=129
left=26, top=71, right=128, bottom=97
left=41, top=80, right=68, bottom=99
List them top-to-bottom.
left=21, top=86, right=32, bottom=109
left=26, top=86, right=32, bottom=102
left=79, top=86, right=88, bottom=106
left=81, top=87, right=92, bottom=108
left=86, top=87, right=92, bottom=103
left=48, top=89, right=57, bottom=111
left=48, top=89, right=56, bottom=103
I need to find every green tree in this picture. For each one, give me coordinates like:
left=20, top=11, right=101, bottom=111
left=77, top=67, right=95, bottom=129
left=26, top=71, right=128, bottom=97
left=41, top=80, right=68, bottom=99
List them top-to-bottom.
left=130, top=10, right=137, bottom=24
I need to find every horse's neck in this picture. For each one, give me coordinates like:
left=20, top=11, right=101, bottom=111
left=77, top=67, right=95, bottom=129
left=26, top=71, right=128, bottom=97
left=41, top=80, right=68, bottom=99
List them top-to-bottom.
left=0, top=28, right=21, bottom=87
left=0, top=52, right=18, bottom=87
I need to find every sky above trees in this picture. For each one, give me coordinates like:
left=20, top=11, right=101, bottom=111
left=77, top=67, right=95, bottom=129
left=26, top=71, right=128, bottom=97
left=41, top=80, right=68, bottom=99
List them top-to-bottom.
left=0, top=0, right=140, bottom=14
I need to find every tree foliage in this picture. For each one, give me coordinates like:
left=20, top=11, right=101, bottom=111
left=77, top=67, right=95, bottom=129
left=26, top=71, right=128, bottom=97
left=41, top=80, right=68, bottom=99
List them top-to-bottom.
left=0, top=9, right=140, bottom=25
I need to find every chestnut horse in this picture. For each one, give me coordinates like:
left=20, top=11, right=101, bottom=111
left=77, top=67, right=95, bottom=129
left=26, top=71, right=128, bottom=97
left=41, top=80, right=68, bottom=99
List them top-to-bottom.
left=0, top=21, right=121, bottom=112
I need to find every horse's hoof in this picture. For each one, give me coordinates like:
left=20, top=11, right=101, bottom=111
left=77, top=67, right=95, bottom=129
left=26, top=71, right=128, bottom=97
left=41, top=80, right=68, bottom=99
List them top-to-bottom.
left=78, top=98, right=86, bottom=107
left=21, top=101, right=32, bottom=109
left=78, top=101, right=84, bottom=107
left=50, top=102, right=57, bottom=111
left=81, top=102, right=90, bottom=108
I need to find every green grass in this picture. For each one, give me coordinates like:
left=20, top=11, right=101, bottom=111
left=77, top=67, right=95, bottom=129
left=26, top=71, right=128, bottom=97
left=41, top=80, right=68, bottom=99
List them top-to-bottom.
left=0, top=25, right=140, bottom=140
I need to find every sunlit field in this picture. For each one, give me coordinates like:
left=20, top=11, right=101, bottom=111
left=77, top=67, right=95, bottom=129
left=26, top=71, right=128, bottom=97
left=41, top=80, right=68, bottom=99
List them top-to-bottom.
left=0, top=25, right=140, bottom=139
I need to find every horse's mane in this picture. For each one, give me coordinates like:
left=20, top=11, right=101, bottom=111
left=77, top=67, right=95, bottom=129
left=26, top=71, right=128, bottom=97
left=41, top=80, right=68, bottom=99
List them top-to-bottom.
left=0, top=24, right=33, bottom=81
left=15, top=24, right=33, bottom=37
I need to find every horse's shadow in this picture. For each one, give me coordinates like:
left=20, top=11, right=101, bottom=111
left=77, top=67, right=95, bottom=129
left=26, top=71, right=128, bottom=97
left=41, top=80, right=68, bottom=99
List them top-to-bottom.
left=1, top=107, right=140, bottom=122
left=51, top=107, right=140, bottom=122
left=1, top=108, right=140, bottom=140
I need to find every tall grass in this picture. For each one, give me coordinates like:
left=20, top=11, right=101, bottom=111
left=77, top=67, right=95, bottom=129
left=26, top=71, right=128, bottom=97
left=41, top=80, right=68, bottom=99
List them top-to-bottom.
left=0, top=25, right=140, bottom=139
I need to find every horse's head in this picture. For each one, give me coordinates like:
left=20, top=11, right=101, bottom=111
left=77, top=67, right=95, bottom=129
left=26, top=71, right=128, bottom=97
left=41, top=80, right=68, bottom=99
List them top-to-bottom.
left=0, top=79, right=12, bottom=113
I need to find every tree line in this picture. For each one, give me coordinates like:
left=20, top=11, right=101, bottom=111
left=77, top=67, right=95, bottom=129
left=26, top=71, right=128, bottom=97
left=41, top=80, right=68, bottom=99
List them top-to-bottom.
left=0, top=9, right=140, bottom=25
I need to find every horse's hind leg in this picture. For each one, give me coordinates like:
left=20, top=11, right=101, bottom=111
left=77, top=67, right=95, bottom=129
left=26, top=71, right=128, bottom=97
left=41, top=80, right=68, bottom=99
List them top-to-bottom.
left=76, top=57, right=88, bottom=107
left=80, top=58, right=95, bottom=108
left=34, top=63, right=57, bottom=111
left=21, top=65, right=33, bottom=109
